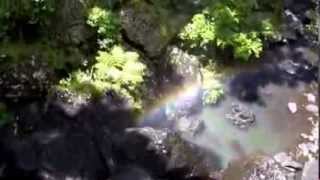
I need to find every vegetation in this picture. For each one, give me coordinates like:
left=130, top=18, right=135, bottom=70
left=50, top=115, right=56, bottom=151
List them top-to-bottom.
left=0, top=0, right=55, bottom=39
left=180, top=0, right=278, bottom=60
left=87, top=6, right=120, bottom=49
left=58, top=46, right=146, bottom=110
left=201, top=66, right=224, bottom=105
left=0, top=103, right=12, bottom=127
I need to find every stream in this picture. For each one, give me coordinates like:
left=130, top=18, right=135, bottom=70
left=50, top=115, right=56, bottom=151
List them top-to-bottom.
left=139, top=45, right=319, bottom=179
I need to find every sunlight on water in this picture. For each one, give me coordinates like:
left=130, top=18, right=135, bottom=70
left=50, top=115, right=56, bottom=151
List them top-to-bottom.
left=139, top=82, right=314, bottom=170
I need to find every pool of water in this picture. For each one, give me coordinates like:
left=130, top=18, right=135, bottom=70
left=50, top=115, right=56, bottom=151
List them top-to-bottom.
left=191, top=82, right=317, bottom=170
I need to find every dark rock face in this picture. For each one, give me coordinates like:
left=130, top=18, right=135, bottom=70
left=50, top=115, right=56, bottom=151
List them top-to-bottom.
left=52, top=0, right=95, bottom=46
left=0, top=56, right=55, bottom=103
left=0, top=94, right=219, bottom=180
left=113, top=127, right=220, bottom=179
left=1, top=129, right=111, bottom=180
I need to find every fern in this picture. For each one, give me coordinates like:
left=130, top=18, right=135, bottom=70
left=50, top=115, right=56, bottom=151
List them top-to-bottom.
left=58, top=46, right=146, bottom=110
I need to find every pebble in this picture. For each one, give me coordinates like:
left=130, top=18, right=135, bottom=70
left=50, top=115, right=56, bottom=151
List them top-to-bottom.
left=304, top=93, right=316, bottom=103
left=288, top=102, right=297, bottom=113
left=305, top=104, right=318, bottom=114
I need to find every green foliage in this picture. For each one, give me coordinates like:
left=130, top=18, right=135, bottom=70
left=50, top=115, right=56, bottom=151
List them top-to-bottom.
left=0, top=0, right=55, bottom=38
left=180, top=0, right=277, bottom=60
left=87, top=7, right=120, bottom=49
left=0, top=41, right=84, bottom=71
left=59, top=46, right=146, bottom=109
left=201, top=66, right=224, bottom=105
left=0, top=103, right=12, bottom=127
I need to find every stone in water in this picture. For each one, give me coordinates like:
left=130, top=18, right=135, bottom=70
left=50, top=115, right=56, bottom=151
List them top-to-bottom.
left=288, top=102, right=297, bottom=113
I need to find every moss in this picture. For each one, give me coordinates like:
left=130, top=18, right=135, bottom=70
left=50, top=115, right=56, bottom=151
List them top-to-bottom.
left=0, top=40, right=86, bottom=71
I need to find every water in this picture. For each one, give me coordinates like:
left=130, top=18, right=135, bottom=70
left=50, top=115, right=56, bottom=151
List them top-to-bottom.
left=192, top=83, right=316, bottom=169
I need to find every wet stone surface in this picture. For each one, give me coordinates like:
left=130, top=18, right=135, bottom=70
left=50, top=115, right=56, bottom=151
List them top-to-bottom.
left=225, top=103, right=255, bottom=130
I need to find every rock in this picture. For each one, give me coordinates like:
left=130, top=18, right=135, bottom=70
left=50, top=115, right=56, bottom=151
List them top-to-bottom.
left=52, top=0, right=95, bottom=46
left=120, top=1, right=201, bottom=57
left=167, top=46, right=201, bottom=83
left=0, top=56, right=55, bottom=102
left=304, top=93, right=316, bottom=103
left=288, top=102, right=297, bottom=113
left=225, top=103, right=255, bottom=129
left=305, top=104, right=318, bottom=114
left=113, top=127, right=219, bottom=179
left=2, top=129, right=111, bottom=180
left=274, top=152, right=292, bottom=164
left=247, top=156, right=297, bottom=180
left=301, top=159, right=319, bottom=180
left=282, top=161, right=303, bottom=171
left=110, top=166, right=154, bottom=180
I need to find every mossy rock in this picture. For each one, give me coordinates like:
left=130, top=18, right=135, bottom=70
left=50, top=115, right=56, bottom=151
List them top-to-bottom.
left=120, top=0, right=202, bottom=57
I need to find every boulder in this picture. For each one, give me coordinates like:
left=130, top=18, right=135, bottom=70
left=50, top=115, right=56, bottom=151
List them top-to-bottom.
left=52, top=0, right=102, bottom=46
left=120, top=1, right=203, bottom=57
left=113, top=127, right=220, bottom=179
left=1, top=129, right=112, bottom=180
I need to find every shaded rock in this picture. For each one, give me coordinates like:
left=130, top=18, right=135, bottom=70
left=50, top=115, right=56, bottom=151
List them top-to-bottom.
left=52, top=0, right=97, bottom=46
left=0, top=56, right=55, bottom=102
left=288, top=102, right=297, bottom=113
left=113, top=127, right=220, bottom=179
left=1, top=129, right=112, bottom=180
left=110, top=166, right=154, bottom=180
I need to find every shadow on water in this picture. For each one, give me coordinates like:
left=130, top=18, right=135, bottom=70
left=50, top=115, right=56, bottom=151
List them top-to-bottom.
left=228, top=58, right=318, bottom=105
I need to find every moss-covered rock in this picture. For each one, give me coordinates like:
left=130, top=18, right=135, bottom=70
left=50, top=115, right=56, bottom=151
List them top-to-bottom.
left=120, top=0, right=204, bottom=57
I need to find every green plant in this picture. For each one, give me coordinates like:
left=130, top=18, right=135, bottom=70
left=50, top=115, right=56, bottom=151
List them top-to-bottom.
left=0, top=0, right=55, bottom=36
left=180, top=0, right=277, bottom=60
left=87, top=6, right=120, bottom=49
left=59, top=46, right=146, bottom=110
left=201, top=66, right=224, bottom=105
left=0, top=103, right=12, bottom=127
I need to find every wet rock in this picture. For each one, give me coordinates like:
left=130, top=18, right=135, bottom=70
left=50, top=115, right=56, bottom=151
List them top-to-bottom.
left=167, top=46, right=201, bottom=83
left=304, top=93, right=316, bottom=103
left=287, top=102, right=297, bottom=113
left=225, top=103, right=255, bottom=129
left=305, top=104, right=318, bottom=114
left=113, top=127, right=220, bottom=179
left=247, top=156, right=296, bottom=180
left=301, top=159, right=319, bottom=180
left=282, top=161, right=303, bottom=171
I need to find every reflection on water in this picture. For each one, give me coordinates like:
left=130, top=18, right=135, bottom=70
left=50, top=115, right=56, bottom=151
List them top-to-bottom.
left=139, top=78, right=317, bottom=177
